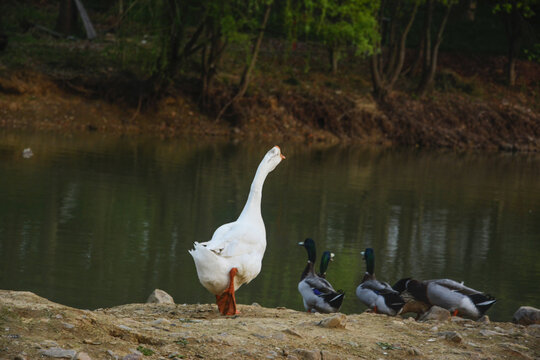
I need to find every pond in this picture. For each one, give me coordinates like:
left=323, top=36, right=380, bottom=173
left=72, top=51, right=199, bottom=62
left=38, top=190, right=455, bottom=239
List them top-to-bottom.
left=0, top=130, right=539, bottom=322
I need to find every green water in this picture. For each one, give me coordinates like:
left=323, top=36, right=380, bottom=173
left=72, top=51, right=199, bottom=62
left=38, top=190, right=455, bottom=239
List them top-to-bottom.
left=0, top=131, right=539, bottom=321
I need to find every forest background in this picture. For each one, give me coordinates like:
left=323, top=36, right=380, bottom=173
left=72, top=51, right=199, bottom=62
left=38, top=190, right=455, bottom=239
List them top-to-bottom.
left=0, top=0, right=539, bottom=151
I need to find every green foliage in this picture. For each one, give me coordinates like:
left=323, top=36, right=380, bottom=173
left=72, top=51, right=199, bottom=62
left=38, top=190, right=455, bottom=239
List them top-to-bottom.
left=285, top=0, right=380, bottom=56
left=493, top=0, right=538, bottom=18
left=524, top=43, right=540, bottom=62
left=136, top=346, right=154, bottom=356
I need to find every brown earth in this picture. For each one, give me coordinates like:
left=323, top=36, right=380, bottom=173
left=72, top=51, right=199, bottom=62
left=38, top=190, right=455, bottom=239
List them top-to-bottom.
left=1, top=51, right=539, bottom=151
left=1, top=290, right=539, bottom=360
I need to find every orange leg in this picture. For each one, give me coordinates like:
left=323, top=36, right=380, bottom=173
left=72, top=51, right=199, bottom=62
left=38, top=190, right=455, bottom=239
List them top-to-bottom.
left=216, top=268, right=238, bottom=316
left=373, top=305, right=378, bottom=314
left=452, top=309, right=459, bottom=317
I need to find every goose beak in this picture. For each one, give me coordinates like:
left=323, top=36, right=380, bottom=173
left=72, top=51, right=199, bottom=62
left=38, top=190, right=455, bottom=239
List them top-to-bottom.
left=274, top=145, right=286, bottom=159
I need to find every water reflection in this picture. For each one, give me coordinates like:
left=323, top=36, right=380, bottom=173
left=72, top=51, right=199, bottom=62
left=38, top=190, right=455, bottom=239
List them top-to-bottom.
left=0, top=131, right=539, bottom=322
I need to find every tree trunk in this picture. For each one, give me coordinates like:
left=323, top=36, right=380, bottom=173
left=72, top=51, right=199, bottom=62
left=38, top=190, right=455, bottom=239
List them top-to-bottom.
left=56, top=0, right=77, bottom=36
left=370, top=0, right=418, bottom=98
left=417, top=2, right=452, bottom=97
left=505, top=2, right=522, bottom=87
left=215, top=3, right=272, bottom=121
left=329, top=47, right=339, bottom=74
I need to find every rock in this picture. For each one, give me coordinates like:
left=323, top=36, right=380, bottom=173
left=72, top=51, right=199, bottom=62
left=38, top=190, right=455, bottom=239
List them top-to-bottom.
left=146, top=289, right=174, bottom=304
left=418, top=306, right=451, bottom=322
left=512, top=306, right=540, bottom=326
left=318, top=314, right=347, bottom=329
left=477, top=315, right=490, bottom=324
left=150, top=318, right=170, bottom=326
left=62, top=322, right=75, bottom=329
left=283, top=328, right=303, bottom=338
left=480, top=329, right=504, bottom=337
left=438, top=331, right=463, bottom=343
left=82, top=339, right=101, bottom=345
left=41, top=340, right=60, bottom=348
left=40, top=347, right=77, bottom=358
left=407, top=347, right=422, bottom=356
left=293, top=349, right=321, bottom=360
left=106, top=350, right=118, bottom=359
left=320, top=350, right=341, bottom=360
left=76, top=352, right=92, bottom=360
left=122, top=354, right=142, bottom=360
left=14, top=355, right=27, bottom=360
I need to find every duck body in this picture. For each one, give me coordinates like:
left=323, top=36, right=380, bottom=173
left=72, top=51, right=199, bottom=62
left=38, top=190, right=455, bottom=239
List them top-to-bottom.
left=189, top=146, right=285, bottom=315
left=298, top=239, right=345, bottom=313
left=356, top=248, right=405, bottom=316
left=393, top=278, right=496, bottom=319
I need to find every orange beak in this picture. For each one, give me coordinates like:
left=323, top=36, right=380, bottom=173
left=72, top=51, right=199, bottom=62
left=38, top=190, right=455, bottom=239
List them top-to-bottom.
left=275, top=145, right=286, bottom=159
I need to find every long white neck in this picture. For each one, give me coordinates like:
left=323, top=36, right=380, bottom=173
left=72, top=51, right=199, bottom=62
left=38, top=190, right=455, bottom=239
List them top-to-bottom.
left=238, top=161, right=270, bottom=221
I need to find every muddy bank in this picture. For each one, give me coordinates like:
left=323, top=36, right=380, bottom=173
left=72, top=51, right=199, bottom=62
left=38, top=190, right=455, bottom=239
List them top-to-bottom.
left=0, top=71, right=539, bottom=151
left=0, top=290, right=539, bottom=360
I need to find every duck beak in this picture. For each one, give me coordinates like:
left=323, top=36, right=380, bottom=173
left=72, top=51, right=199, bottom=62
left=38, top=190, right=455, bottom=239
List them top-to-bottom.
left=298, top=242, right=304, bottom=246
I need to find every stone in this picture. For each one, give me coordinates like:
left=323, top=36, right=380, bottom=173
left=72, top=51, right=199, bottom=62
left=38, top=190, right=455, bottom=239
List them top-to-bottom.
left=146, top=289, right=174, bottom=304
left=419, top=306, right=451, bottom=322
left=512, top=306, right=540, bottom=326
left=318, top=314, right=347, bottom=329
left=477, top=315, right=490, bottom=324
left=62, top=322, right=75, bottom=329
left=283, top=328, right=303, bottom=338
left=438, top=331, right=463, bottom=343
left=41, top=340, right=60, bottom=348
left=40, top=347, right=77, bottom=358
left=407, top=347, right=422, bottom=356
left=293, top=349, right=321, bottom=360
left=106, top=350, right=118, bottom=359
left=320, top=350, right=341, bottom=360
left=76, top=352, right=92, bottom=360
left=122, top=354, right=142, bottom=360
left=14, top=355, right=27, bottom=360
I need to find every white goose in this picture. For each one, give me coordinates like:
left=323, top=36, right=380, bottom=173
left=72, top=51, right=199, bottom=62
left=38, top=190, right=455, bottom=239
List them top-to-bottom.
left=189, top=146, right=285, bottom=315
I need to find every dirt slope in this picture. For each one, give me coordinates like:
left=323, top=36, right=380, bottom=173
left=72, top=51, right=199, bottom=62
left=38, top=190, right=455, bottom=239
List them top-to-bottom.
left=0, top=290, right=538, bottom=360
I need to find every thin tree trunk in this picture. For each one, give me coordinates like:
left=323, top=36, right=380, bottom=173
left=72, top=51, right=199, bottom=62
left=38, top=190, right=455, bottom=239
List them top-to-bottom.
left=56, top=0, right=77, bottom=36
left=388, top=2, right=419, bottom=87
left=417, top=2, right=452, bottom=97
left=505, top=2, right=522, bottom=87
left=215, top=3, right=272, bottom=121
left=329, top=47, right=339, bottom=74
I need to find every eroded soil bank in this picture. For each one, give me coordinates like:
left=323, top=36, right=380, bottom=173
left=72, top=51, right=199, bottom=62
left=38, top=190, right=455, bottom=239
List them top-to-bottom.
left=1, top=67, right=539, bottom=151
left=0, top=290, right=539, bottom=360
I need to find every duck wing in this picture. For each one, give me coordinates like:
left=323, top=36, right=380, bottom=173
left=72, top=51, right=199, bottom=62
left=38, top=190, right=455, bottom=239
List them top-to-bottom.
left=304, top=275, right=337, bottom=294
left=361, top=279, right=400, bottom=295
left=425, top=279, right=482, bottom=296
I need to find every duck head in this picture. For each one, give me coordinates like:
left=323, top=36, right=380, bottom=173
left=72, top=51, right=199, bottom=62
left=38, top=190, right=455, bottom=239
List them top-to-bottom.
left=262, top=146, right=286, bottom=173
left=298, top=238, right=316, bottom=263
left=361, top=248, right=375, bottom=275
left=319, top=251, right=334, bottom=276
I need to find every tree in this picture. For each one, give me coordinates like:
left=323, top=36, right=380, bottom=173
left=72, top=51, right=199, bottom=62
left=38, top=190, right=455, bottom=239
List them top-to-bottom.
left=56, top=0, right=78, bottom=36
left=315, top=0, right=379, bottom=74
left=371, top=0, right=420, bottom=99
left=416, top=0, right=455, bottom=97
left=494, top=0, right=538, bottom=86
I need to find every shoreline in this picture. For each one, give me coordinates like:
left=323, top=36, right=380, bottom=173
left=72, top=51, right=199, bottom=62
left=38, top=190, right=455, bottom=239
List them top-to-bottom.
left=1, top=289, right=538, bottom=359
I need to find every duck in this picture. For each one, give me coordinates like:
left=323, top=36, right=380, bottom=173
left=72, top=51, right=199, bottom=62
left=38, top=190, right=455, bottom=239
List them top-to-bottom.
left=189, top=146, right=285, bottom=315
left=298, top=238, right=345, bottom=313
left=355, top=248, right=405, bottom=316
left=317, top=251, right=334, bottom=278
left=392, top=278, right=496, bottom=320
